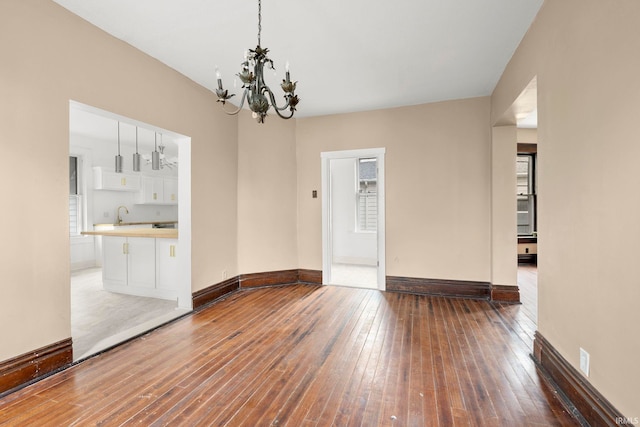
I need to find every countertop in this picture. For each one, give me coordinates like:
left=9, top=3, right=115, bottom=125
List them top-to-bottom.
left=93, top=220, right=178, bottom=227
left=81, top=228, right=178, bottom=239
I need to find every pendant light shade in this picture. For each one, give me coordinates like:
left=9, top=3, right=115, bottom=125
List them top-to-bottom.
left=115, top=122, right=123, bottom=173
left=133, top=126, right=141, bottom=172
left=152, top=132, right=160, bottom=171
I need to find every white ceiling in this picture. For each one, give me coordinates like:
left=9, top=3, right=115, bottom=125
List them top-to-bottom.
left=53, top=0, right=543, bottom=119
left=70, top=103, right=180, bottom=156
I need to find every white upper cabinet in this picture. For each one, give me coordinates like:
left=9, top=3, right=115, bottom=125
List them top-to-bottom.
left=94, top=167, right=141, bottom=191
left=138, top=176, right=178, bottom=205
left=139, top=176, right=164, bottom=204
left=163, top=178, right=178, bottom=204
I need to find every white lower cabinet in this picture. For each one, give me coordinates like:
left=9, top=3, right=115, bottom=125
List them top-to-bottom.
left=102, top=236, right=178, bottom=300
left=102, top=236, right=128, bottom=286
left=127, top=237, right=156, bottom=289
left=156, top=239, right=178, bottom=291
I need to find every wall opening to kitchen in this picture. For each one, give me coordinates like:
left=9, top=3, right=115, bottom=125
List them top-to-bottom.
left=68, top=101, right=192, bottom=361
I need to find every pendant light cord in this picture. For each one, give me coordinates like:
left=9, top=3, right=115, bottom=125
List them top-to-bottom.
left=117, top=122, right=121, bottom=155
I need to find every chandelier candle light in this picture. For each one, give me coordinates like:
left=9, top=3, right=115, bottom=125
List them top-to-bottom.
left=215, top=0, right=299, bottom=123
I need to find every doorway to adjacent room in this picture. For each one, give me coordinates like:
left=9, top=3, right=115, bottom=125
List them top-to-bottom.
left=68, top=101, right=192, bottom=361
left=321, top=148, right=386, bottom=290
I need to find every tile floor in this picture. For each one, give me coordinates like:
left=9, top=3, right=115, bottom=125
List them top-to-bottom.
left=329, top=263, right=378, bottom=289
left=71, top=267, right=189, bottom=360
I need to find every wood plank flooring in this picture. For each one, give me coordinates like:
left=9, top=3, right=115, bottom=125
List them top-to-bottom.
left=0, top=281, right=577, bottom=426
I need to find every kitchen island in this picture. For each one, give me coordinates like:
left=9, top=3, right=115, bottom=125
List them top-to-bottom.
left=81, top=228, right=179, bottom=300
left=82, top=228, right=177, bottom=239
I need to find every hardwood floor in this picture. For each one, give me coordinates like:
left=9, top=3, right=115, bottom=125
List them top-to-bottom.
left=0, top=281, right=577, bottom=426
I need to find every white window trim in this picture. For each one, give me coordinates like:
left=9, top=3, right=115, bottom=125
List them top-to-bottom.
left=69, top=148, right=93, bottom=241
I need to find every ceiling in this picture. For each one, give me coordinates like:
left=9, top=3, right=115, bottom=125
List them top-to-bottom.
left=53, top=0, right=543, bottom=119
left=70, top=103, right=180, bottom=156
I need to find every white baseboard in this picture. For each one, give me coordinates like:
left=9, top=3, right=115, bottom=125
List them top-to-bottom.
left=71, top=260, right=97, bottom=271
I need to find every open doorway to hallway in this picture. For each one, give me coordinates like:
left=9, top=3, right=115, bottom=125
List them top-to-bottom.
left=515, top=76, right=538, bottom=330
left=517, top=264, right=538, bottom=330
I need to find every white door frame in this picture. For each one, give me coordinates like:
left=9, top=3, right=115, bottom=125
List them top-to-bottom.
left=321, top=148, right=386, bottom=290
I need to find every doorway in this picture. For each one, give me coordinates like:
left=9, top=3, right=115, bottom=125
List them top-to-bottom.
left=513, top=76, right=538, bottom=330
left=68, top=101, right=192, bottom=361
left=321, top=148, right=386, bottom=290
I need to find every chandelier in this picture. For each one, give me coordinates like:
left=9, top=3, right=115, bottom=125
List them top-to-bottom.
left=215, top=0, right=299, bottom=123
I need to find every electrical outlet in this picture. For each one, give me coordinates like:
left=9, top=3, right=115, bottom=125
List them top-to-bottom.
left=103, top=211, right=110, bottom=218
left=222, top=270, right=228, bottom=280
left=579, top=348, right=590, bottom=376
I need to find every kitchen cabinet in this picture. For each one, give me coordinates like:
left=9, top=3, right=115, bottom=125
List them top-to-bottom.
left=94, top=167, right=141, bottom=191
left=138, top=176, right=178, bottom=205
left=163, top=178, right=178, bottom=204
left=101, top=235, right=178, bottom=300
left=102, top=236, right=128, bottom=287
left=102, top=236, right=155, bottom=291
left=127, top=237, right=156, bottom=289
left=156, top=239, right=178, bottom=292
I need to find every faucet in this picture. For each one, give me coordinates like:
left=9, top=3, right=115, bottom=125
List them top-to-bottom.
left=116, top=205, right=129, bottom=224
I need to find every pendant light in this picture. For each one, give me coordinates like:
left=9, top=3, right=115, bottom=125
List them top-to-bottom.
left=115, top=122, right=123, bottom=173
left=133, top=126, right=141, bottom=172
left=152, top=132, right=160, bottom=171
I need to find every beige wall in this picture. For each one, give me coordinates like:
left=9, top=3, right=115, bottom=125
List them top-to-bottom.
left=0, top=0, right=238, bottom=361
left=6, top=0, right=636, bottom=418
left=493, top=0, right=640, bottom=416
left=296, top=98, right=492, bottom=282
left=237, top=112, right=298, bottom=273
left=491, top=126, right=517, bottom=286
left=517, top=128, right=538, bottom=144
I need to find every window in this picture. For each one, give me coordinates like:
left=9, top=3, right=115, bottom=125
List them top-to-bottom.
left=517, top=154, right=536, bottom=235
left=69, top=156, right=82, bottom=236
left=357, top=158, right=377, bottom=232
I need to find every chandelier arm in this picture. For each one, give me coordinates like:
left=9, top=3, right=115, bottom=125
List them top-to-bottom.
left=264, top=88, right=294, bottom=119
left=264, top=88, right=292, bottom=112
left=220, top=90, right=249, bottom=115
left=272, top=108, right=295, bottom=120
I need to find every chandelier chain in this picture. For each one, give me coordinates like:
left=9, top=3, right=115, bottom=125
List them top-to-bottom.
left=257, top=0, right=262, bottom=46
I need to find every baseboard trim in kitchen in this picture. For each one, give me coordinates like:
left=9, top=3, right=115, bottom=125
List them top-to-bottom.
left=0, top=338, right=72, bottom=397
